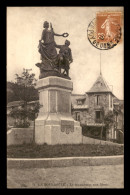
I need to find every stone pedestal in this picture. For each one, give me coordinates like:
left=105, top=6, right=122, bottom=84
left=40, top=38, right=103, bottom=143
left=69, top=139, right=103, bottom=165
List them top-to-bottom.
left=35, top=76, right=82, bottom=145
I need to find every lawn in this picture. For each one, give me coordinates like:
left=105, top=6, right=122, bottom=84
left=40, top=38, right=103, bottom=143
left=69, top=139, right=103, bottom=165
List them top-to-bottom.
left=7, top=143, right=124, bottom=158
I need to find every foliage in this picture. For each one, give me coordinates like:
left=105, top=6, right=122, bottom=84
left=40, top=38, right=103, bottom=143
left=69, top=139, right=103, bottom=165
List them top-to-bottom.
left=8, top=69, right=40, bottom=128
left=7, top=71, right=39, bottom=103
left=7, top=82, right=39, bottom=103
left=9, top=101, right=40, bottom=117
left=26, top=102, right=41, bottom=121
left=9, top=106, right=27, bottom=120
left=104, top=111, right=115, bottom=130
left=14, top=121, right=30, bottom=128
left=82, top=125, right=106, bottom=140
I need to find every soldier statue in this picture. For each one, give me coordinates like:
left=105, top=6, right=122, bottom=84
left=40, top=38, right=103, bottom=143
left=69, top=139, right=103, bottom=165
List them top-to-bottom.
left=55, top=40, right=73, bottom=76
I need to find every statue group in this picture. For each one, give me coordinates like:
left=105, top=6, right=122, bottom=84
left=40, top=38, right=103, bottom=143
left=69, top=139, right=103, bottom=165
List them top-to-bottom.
left=36, top=21, right=73, bottom=79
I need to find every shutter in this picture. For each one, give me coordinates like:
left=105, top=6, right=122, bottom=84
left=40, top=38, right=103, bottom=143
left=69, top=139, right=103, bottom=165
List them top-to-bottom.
left=99, top=95, right=102, bottom=106
left=99, top=95, right=101, bottom=105
left=94, top=96, right=97, bottom=106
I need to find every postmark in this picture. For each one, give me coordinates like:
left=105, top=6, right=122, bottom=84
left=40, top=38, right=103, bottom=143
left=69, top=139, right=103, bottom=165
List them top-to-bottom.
left=87, top=12, right=122, bottom=50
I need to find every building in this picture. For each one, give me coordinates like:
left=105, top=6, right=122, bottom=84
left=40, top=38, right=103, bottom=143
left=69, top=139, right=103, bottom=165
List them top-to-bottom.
left=71, top=73, right=124, bottom=143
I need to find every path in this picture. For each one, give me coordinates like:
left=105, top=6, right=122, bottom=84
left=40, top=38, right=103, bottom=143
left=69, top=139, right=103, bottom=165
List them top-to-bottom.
left=7, top=164, right=124, bottom=188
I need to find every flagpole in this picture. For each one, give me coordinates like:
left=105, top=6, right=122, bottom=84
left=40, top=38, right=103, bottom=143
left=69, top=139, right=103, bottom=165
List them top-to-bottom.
left=100, top=50, right=102, bottom=75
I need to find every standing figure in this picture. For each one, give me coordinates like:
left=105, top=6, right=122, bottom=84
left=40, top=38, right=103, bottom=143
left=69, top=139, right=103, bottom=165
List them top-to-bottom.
left=38, top=21, right=69, bottom=66
left=55, top=40, right=73, bottom=76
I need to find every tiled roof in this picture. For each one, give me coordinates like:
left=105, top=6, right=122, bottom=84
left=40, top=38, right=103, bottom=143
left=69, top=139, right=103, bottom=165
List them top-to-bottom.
left=87, top=74, right=112, bottom=93
left=71, top=94, right=87, bottom=105
left=76, top=97, right=86, bottom=101
left=113, top=98, right=124, bottom=104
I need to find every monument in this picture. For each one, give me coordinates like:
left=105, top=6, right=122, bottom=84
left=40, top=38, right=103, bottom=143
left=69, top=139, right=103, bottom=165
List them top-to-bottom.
left=35, top=21, right=82, bottom=145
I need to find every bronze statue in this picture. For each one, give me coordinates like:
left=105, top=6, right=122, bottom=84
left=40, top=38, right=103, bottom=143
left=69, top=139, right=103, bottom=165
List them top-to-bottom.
left=36, top=21, right=72, bottom=79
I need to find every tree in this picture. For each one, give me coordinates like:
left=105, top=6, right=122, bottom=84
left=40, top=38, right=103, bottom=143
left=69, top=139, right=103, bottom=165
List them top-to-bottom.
left=8, top=69, right=40, bottom=128
left=14, top=69, right=37, bottom=102
left=7, top=81, right=39, bottom=103
left=104, top=111, right=115, bottom=129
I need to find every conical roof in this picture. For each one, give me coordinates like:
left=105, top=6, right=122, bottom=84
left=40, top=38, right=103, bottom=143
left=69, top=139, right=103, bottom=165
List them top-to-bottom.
left=87, top=74, right=112, bottom=93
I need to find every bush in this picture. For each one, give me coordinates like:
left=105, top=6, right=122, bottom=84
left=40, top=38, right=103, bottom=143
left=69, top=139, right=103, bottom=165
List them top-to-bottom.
left=14, top=121, right=30, bottom=128
left=81, top=125, right=106, bottom=140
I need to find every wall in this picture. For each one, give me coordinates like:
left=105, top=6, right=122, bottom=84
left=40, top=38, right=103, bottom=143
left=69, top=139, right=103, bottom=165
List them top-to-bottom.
left=87, top=92, right=110, bottom=123
left=72, top=93, right=110, bottom=125
left=72, top=110, right=89, bottom=125
left=7, top=116, right=15, bottom=127
left=7, top=127, right=123, bottom=146
left=7, top=128, right=34, bottom=146
left=82, top=135, right=123, bottom=146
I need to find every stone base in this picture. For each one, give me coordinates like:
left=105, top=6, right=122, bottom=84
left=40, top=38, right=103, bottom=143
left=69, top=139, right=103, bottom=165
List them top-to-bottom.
left=36, top=63, right=71, bottom=80
left=39, top=70, right=71, bottom=80
left=35, top=76, right=82, bottom=145
left=35, top=113, right=82, bottom=145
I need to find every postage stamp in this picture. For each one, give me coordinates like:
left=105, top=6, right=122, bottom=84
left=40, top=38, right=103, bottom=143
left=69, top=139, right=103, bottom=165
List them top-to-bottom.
left=87, top=12, right=122, bottom=50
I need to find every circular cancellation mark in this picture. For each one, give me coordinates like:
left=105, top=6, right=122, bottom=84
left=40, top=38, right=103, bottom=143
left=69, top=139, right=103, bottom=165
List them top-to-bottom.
left=87, top=17, right=122, bottom=50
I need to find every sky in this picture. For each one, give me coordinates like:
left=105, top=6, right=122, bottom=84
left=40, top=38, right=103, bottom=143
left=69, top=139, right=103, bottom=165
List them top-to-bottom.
left=7, top=7, right=124, bottom=100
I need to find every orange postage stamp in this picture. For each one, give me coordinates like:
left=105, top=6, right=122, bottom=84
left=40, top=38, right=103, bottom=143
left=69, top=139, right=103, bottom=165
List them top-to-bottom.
left=87, top=12, right=122, bottom=50
left=96, top=12, right=122, bottom=43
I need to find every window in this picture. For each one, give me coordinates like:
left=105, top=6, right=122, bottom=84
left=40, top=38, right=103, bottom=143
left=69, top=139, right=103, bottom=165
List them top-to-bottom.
left=95, top=95, right=101, bottom=106
left=77, top=100, right=82, bottom=105
left=95, top=111, right=102, bottom=123
left=96, top=111, right=101, bottom=119
left=75, top=112, right=80, bottom=121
